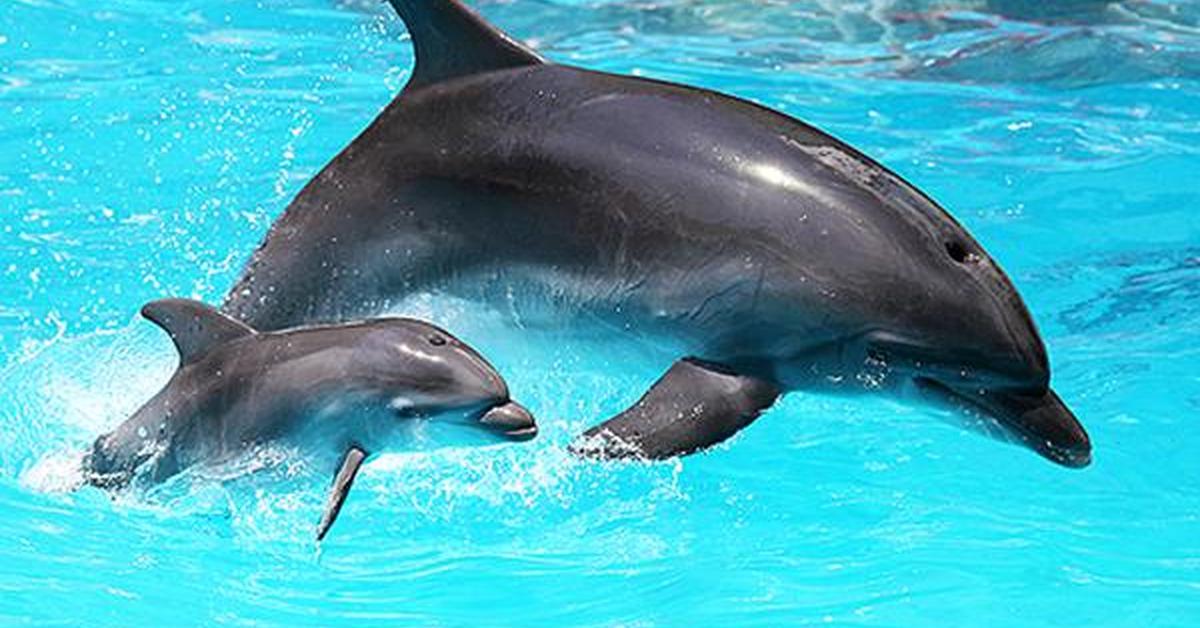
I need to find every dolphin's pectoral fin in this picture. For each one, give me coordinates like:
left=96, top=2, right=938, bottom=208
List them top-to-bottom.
left=388, top=0, right=544, bottom=92
left=142, top=298, right=256, bottom=365
left=571, top=358, right=780, bottom=460
left=316, top=445, right=368, bottom=541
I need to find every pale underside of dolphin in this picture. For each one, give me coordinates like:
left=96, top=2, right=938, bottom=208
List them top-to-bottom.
left=222, top=0, right=1091, bottom=467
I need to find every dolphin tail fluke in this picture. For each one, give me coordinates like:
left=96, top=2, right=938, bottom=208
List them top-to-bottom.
left=387, top=0, right=544, bottom=92
left=570, top=358, right=780, bottom=460
left=316, top=445, right=369, bottom=541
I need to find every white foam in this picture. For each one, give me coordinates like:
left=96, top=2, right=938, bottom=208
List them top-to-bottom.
left=20, top=448, right=86, bottom=493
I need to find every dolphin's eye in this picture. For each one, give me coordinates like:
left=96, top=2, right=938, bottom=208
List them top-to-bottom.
left=945, top=241, right=979, bottom=264
left=427, top=335, right=447, bottom=346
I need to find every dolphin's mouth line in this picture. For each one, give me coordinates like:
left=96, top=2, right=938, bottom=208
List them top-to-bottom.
left=913, top=377, right=1091, bottom=468
left=503, top=425, right=538, bottom=439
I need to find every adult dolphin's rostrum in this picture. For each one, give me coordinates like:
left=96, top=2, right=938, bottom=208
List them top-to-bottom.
left=223, top=0, right=1091, bottom=467
left=84, top=299, right=536, bottom=538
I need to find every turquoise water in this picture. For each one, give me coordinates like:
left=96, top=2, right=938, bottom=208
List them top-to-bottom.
left=2, top=0, right=1199, bottom=624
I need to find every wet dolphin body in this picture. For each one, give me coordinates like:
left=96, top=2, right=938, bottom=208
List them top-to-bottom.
left=222, top=0, right=1091, bottom=466
left=83, top=299, right=536, bottom=538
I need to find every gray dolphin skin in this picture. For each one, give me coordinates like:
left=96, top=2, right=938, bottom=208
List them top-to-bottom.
left=222, top=0, right=1091, bottom=467
left=83, top=298, right=536, bottom=539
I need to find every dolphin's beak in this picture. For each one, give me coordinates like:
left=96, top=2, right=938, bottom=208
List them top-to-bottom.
left=916, top=379, right=1092, bottom=468
left=984, top=388, right=1092, bottom=468
left=480, top=401, right=538, bottom=440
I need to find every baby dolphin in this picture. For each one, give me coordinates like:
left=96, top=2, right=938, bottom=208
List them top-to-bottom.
left=82, top=298, right=536, bottom=539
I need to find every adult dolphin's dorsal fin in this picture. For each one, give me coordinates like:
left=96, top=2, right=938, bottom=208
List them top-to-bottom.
left=387, top=0, right=544, bottom=92
left=141, top=298, right=255, bottom=365
left=570, top=358, right=781, bottom=460
left=317, top=446, right=368, bottom=541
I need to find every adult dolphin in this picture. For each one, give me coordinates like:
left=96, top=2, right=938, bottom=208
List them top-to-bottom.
left=223, top=0, right=1091, bottom=467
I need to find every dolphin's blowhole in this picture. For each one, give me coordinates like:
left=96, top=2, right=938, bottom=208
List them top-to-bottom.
left=945, top=240, right=980, bottom=264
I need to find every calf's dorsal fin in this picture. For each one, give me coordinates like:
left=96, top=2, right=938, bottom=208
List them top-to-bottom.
left=386, top=0, right=544, bottom=92
left=141, top=298, right=255, bottom=365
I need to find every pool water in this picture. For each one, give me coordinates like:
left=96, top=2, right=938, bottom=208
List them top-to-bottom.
left=2, top=0, right=1199, bottom=624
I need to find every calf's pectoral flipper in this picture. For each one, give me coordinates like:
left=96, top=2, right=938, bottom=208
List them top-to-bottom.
left=571, top=358, right=780, bottom=460
left=316, top=446, right=368, bottom=541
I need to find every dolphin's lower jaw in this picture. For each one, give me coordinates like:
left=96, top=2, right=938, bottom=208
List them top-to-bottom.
left=916, top=378, right=1092, bottom=468
left=990, top=387, right=1092, bottom=468
left=480, top=401, right=538, bottom=440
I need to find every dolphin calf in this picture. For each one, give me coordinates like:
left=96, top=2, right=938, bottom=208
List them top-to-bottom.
left=222, top=0, right=1091, bottom=467
left=83, top=298, right=536, bottom=538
